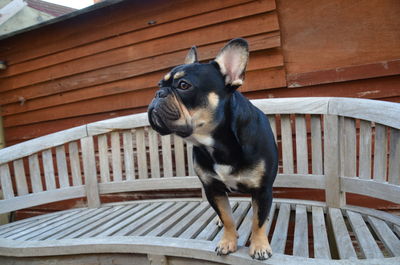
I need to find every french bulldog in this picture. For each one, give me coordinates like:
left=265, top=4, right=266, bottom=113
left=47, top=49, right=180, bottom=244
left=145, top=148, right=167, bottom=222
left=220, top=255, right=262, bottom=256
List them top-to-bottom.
left=148, top=38, right=278, bottom=260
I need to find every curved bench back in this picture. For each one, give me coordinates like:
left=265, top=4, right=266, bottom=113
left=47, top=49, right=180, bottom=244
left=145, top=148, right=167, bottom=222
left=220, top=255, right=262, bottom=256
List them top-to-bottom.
left=0, top=97, right=399, bottom=213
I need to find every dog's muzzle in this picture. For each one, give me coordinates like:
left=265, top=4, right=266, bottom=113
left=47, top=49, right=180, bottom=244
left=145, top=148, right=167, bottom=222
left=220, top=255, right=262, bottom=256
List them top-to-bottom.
left=148, top=89, right=193, bottom=137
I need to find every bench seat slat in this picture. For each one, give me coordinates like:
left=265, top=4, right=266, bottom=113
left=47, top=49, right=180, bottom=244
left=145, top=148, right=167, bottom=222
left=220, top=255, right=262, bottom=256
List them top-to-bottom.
left=112, top=202, right=174, bottom=236
left=133, top=202, right=188, bottom=236
left=144, top=202, right=199, bottom=237
left=163, top=202, right=210, bottom=238
left=94, top=203, right=160, bottom=237
left=271, top=203, right=291, bottom=254
left=80, top=204, right=144, bottom=238
left=179, top=205, right=216, bottom=239
left=293, top=205, right=308, bottom=257
left=63, top=206, right=134, bottom=239
left=312, top=206, right=331, bottom=259
left=43, top=207, right=116, bottom=240
left=328, top=208, right=357, bottom=259
left=6, top=209, right=84, bottom=240
left=16, top=209, right=98, bottom=241
left=346, top=210, right=383, bottom=259
left=367, top=216, right=400, bottom=256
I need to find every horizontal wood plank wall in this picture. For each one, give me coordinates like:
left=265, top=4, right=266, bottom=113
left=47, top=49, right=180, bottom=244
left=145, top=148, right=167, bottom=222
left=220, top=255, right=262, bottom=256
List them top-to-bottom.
left=0, top=0, right=285, bottom=146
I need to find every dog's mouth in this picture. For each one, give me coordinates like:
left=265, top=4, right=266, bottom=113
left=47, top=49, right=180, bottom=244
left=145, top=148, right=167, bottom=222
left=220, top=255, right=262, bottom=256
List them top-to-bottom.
left=148, top=99, right=193, bottom=138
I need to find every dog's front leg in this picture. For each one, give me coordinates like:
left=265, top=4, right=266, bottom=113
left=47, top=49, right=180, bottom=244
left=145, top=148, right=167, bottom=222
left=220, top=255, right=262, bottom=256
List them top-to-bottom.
left=204, top=188, right=238, bottom=255
left=249, top=189, right=273, bottom=260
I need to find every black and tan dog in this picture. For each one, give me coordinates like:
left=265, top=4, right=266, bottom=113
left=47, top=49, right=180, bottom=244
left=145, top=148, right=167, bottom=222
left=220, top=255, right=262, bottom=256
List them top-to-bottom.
left=148, top=38, right=278, bottom=260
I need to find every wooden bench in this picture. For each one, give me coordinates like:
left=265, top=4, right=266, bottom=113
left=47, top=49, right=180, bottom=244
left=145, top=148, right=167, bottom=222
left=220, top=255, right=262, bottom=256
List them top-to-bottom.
left=0, top=97, right=399, bottom=264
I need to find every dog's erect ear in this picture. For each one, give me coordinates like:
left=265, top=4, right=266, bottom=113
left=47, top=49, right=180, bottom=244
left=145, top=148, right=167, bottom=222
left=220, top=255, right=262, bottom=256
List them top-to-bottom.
left=215, top=38, right=249, bottom=87
left=184, top=46, right=198, bottom=64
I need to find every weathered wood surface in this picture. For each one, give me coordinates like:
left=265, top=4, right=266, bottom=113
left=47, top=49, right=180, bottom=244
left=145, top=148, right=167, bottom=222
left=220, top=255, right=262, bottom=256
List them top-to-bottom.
left=0, top=199, right=398, bottom=264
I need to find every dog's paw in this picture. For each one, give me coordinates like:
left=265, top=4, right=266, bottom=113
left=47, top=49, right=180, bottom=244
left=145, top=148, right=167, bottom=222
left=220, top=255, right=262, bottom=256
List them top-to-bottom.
left=215, top=237, right=237, bottom=256
left=249, top=239, right=272, bottom=260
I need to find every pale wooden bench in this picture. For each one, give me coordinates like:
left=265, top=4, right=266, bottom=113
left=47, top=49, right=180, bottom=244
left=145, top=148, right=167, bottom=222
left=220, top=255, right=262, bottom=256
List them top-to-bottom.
left=0, top=97, right=399, bottom=265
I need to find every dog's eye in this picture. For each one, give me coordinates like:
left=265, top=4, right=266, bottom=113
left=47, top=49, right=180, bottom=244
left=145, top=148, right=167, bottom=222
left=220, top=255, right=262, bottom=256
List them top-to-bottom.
left=178, top=81, right=191, bottom=90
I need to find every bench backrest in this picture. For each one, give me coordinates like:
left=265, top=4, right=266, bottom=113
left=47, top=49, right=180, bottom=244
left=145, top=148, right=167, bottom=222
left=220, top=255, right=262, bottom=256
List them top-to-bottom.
left=0, top=97, right=399, bottom=213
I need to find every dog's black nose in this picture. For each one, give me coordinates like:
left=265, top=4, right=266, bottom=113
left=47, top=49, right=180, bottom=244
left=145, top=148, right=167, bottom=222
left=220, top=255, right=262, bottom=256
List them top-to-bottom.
left=156, top=89, right=168, bottom=98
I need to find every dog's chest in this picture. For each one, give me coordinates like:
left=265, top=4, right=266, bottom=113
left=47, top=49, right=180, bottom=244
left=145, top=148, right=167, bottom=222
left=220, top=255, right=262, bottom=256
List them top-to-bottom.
left=207, top=161, right=265, bottom=190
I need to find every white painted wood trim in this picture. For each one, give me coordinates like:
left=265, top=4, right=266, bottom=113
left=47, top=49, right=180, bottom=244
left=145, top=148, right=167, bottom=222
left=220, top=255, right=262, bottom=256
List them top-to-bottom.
left=0, top=0, right=26, bottom=27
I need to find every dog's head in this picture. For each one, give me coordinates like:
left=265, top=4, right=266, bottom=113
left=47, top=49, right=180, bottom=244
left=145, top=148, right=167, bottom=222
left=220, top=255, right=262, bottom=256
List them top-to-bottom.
left=147, top=38, right=249, bottom=140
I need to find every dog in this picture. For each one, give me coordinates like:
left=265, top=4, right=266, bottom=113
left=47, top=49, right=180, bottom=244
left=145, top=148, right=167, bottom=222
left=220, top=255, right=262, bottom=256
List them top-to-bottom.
left=147, top=38, right=278, bottom=260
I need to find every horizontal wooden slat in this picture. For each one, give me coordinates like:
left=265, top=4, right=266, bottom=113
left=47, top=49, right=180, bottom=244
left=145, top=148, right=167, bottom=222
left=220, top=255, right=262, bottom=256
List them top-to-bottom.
left=1, top=0, right=257, bottom=64
left=1, top=13, right=279, bottom=94
left=341, top=176, right=400, bottom=204
left=98, top=177, right=202, bottom=194
left=0, top=187, right=85, bottom=214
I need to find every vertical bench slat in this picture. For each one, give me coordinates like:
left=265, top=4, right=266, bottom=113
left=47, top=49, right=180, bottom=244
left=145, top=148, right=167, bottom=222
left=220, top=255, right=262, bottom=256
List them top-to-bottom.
left=268, top=115, right=277, bottom=143
left=281, top=115, right=294, bottom=174
left=295, top=115, right=308, bottom=174
left=311, top=115, right=323, bottom=175
left=324, top=115, right=345, bottom=207
left=341, top=118, right=356, bottom=177
left=359, top=120, right=372, bottom=179
left=373, top=124, right=388, bottom=182
left=136, top=128, right=148, bottom=179
left=389, top=128, right=400, bottom=185
left=148, top=129, right=160, bottom=178
left=122, top=131, right=135, bottom=181
left=111, top=132, right=122, bottom=182
left=98, top=134, right=110, bottom=183
left=161, top=135, right=173, bottom=178
left=174, top=135, right=186, bottom=177
left=81, top=136, right=101, bottom=208
left=68, top=141, right=82, bottom=186
left=186, top=143, right=195, bottom=176
left=55, top=145, right=70, bottom=188
left=42, top=149, right=56, bottom=190
left=28, top=154, right=43, bottom=192
left=13, top=159, right=29, bottom=195
left=0, top=164, right=14, bottom=199
left=271, top=203, right=291, bottom=254
left=293, top=205, right=308, bottom=257
left=312, top=206, right=331, bottom=259
left=328, top=208, right=357, bottom=259
left=346, top=210, right=383, bottom=259
left=367, top=216, right=400, bottom=256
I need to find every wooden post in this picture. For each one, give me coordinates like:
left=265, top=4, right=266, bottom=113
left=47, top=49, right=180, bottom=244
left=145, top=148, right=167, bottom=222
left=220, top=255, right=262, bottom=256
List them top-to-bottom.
left=324, top=115, right=345, bottom=208
left=81, top=136, right=101, bottom=208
